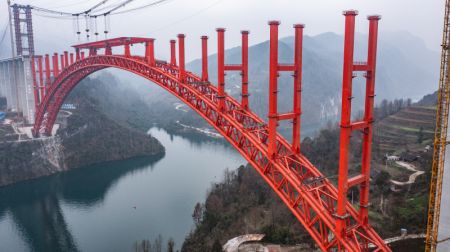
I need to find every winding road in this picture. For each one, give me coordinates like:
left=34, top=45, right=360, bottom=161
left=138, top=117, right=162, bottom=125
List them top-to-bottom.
left=390, top=161, right=425, bottom=186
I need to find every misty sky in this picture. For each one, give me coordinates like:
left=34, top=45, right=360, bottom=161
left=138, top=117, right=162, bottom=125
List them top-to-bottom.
left=0, top=0, right=445, bottom=61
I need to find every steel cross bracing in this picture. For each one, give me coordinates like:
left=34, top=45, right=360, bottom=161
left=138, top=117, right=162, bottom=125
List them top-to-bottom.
left=31, top=11, right=389, bottom=252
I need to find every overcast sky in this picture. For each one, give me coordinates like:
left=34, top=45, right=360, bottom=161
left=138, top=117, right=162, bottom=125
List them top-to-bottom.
left=0, top=0, right=445, bottom=61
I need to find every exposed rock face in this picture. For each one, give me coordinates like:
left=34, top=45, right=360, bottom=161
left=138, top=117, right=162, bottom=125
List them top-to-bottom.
left=0, top=83, right=165, bottom=187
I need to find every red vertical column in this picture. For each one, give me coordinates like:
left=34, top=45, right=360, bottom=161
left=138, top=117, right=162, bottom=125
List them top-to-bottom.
left=336, top=10, right=357, bottom=237
left=359, top=15, right=381, bottom=225
left=268, top=21, right=280, bottom=158
left=291, top=24, right=304, bottom=154
left=216, top=28, right=226, bottom=111
left=241, top=30, right=249, bottom=110
left=178, top=34, right=186, bottom=83
left=201, top=36, right=209, bottom=82
left=145, top=39, right=155, bottom=66
left=170, top=40, right=177, bottom=66
left=124, top=43, right=131, bottom=57
left=105, top=46, right=112, bottom=55
left=89, top=48, right=97, bottom=56
left=76, top=49, right=81, bottom=61
left=64, top=51, right=69, bottom=67
left=81, top=51, right=85, bottom=60
left=53, top=53, right=59, bottom=76
left=70, top=53, right=74, bottom=65
left=44, top=54, right=51, bottom=92
left=60, top=54, right=65, bottom=70
left=30, top=56, right=39, bottom=107
left=37, top=56, right=44, bottom=101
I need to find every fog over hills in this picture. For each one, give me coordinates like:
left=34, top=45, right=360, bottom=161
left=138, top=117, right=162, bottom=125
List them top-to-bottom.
left=1, top=30, right=438, bottom=135
left=183, top=31, right=439, bottom=133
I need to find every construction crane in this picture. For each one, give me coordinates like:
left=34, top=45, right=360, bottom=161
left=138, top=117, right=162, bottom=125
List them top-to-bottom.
left=425, top=0, right=450, bottom=251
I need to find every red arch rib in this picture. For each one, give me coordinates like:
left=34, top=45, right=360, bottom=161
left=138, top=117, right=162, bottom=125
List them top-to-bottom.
left=33, top=55, right=390, bottom=252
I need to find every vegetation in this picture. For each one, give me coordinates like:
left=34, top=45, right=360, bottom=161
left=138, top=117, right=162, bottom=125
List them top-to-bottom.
left=182, top=93, right=436, bottom=249
left=181, top=165, right=314, bottom=251
left=134, top=235, right=177, bottom=252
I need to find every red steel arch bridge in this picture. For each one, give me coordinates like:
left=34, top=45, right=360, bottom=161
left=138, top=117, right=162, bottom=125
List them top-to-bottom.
left=30, top=10, right=389, bottom=252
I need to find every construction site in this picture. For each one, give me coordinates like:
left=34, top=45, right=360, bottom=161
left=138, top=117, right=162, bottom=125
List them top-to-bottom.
left=0, top=0, right=448, bottom=251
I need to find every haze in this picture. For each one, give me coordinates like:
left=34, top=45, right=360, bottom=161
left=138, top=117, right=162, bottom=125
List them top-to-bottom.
left=0, top=0, right=444, bottom=61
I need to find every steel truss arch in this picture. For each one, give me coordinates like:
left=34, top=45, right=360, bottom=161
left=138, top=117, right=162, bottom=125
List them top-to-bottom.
left=33, top=55, right=389, bottom=252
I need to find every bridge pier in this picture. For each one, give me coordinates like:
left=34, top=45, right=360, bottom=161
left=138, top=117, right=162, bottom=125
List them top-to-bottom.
left=0, top=56, right=36, bottom=123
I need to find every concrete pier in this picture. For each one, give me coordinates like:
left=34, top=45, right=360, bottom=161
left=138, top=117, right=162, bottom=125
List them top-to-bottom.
left=0, top=56, right=35, bottom=123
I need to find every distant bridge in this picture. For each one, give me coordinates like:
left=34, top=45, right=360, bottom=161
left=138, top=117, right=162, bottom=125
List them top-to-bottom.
left=29, top=10, right=388, bottom=252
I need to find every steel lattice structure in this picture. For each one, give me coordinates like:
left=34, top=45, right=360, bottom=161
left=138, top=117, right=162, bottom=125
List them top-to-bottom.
left=31, top=11, right=390, bottom=252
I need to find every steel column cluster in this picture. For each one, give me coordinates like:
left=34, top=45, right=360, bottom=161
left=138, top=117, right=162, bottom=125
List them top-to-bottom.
left=336, top=11, right=381, bottom=238
left=32, top=12, right=388, bottom=252
left=268, top=21, right=304, bottom=157
left=216, top=28, right=249, bottom=111
left=30, top=54, right=55, bottom=110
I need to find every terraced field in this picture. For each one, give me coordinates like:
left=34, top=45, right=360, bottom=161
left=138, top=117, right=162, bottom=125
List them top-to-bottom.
left=374, top=106, right=436, bottom=155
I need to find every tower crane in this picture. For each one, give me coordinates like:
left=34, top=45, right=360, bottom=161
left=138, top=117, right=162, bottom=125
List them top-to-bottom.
left=425, top=0, right=450, bottom=251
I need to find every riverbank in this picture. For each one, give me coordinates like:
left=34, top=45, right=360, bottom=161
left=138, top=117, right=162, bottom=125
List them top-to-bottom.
left=0, top=82, right=165, bottom=187
left=0, top=127, right=245, bottom=252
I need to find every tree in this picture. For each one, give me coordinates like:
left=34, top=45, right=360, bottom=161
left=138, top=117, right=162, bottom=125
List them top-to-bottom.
left=417, top=126, right=424, bottom=144
left=375, top=171, right=391, bottom=196
left=192, top=202, right=204, bottom=226
left=150, top=234, right=162, bottom=252
left=167, top=238, right=175, bottom=252
left=211, top=239, right=222, bottom=252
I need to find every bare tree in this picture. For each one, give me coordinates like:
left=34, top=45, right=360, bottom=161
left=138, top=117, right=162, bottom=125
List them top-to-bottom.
left=192, top=202, right=204, bottom=226
left=167, top=238, right=175, bottom=252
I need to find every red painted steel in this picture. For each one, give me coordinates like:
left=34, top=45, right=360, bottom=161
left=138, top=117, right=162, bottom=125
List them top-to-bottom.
left=336, top=10, right=382, bottom=241
left=336, top=10, right=357, bottom=236
left=32, top=13, right=388, bottom=251
left=359, top=15, right=381, bottom=224
left=267, top=21, right=304, bottom=157
left=268, top=21, right=279, bottom=159
left=292, top=24, right=304, bottom=154
left=216, top=28, right=226, bottom=111
left=216, top=28, right=249, bottom=111
left=241, top=30, right=249, bottom=110
left=178, top=34, right=186, bottom=83
left=201, top=36, right=209, bottom=82
left=72, top=37, right=154, bottom=50
left=145, top=39, right=155, bottom=66
left=170, top=39, right=176, bottom=66
left=124, top=43, right=131, bottom=58
left=89, top=48, right=97, bottom=56
left=76, top=49, right=81, bottom=61
left=64, top=51, right=69, bottom=68
left=52, top=53, right=59, bottom=76
left=70, top=53, right=74, bottom=65
left=45, top=54, right=51, bottom=92
left=60, top=54, right=65, bottom=70
left=30, top=56, right=39, bottom=108
left=37, top=56, right=44, bottom=102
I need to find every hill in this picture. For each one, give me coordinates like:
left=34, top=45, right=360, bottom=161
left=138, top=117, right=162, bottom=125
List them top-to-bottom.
left=181, top=92, right=437, bottom=251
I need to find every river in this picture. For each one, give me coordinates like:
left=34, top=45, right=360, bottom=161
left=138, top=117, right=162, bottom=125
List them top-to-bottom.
left=0, top=127, right=245, bottom=251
